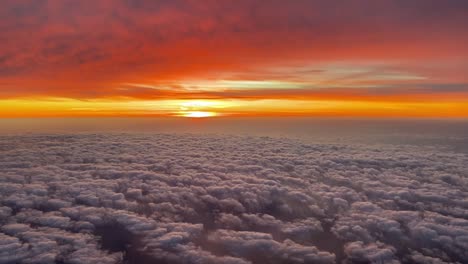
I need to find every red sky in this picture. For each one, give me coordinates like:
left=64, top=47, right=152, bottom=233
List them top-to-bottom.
left=0, top=0, right=467, bottom=117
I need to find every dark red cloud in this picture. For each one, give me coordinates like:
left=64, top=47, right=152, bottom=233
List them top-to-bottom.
left=0, top=0, right=467, bottom=99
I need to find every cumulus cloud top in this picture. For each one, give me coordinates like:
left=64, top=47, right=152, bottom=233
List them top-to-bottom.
left=0, top=134, right=467, bottom=263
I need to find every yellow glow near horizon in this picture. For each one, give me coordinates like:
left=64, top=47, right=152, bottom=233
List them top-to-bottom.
left=1, top=97, right=468, bottom=118
left=175, top=100, right=233, bottom=117
left=179, top=100, right=222, bottom=110
left=178, top=111, right=218, bottom=118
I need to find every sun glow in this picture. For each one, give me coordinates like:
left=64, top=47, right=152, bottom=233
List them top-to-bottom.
left=1, top=98, right=468, bottom=118
left=174, top=100, right=230, bottom=117
left=179, top=111, right=217, bottom=118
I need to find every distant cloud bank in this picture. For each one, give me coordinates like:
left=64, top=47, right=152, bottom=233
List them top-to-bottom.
left=0, top=134, right=467, bottom=263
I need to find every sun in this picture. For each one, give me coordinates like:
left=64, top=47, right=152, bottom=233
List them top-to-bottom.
left=174, top=100, right=224, bottom=118
left=179, top=111, right=217, bottom=118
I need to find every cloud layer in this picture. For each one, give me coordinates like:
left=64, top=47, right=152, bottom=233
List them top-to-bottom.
left=1, top=134, right=468, bottom=263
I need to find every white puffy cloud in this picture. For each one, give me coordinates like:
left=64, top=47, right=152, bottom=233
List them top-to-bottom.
left=0, top=134, right=467, bottom=263
left=207, top=229, right=335, bottom=264
left=344, top=241, right=398, bottom=264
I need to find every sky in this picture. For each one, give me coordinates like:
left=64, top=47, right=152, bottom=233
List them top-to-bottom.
left=0, top=0, right=467, bottom=117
